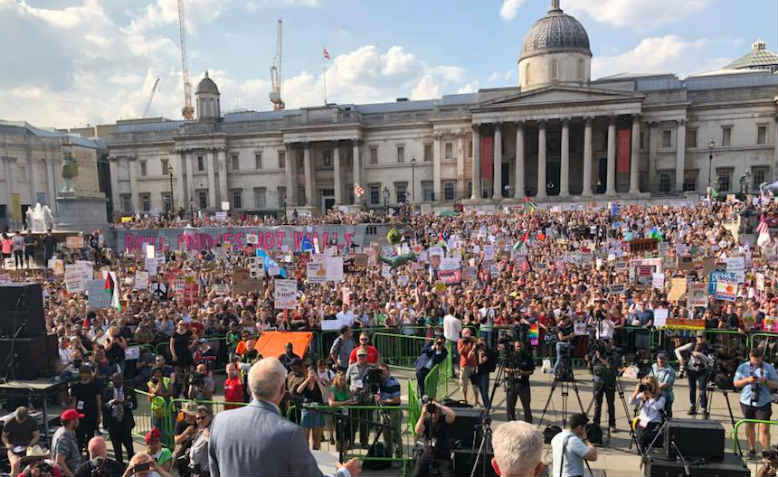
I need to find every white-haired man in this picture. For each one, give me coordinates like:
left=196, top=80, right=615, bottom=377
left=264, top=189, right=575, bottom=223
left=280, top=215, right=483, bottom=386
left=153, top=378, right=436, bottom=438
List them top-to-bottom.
left=208, top=357, right=362, bottom=477
left=491, top=421, right=544, bottom=477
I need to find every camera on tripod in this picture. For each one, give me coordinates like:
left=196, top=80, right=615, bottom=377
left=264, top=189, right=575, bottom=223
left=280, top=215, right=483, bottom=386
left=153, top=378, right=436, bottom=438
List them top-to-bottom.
left=364, top=367, right=384, bottom=396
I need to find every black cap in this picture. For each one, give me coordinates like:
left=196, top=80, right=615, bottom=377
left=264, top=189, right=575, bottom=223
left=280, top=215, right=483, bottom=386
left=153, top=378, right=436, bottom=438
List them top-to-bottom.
left=569, top=413, right=589, bottom=430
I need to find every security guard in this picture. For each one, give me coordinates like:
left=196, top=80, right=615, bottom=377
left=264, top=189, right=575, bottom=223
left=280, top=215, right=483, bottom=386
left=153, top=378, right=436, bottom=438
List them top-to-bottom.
left=504, top=340, right=535, bottom=423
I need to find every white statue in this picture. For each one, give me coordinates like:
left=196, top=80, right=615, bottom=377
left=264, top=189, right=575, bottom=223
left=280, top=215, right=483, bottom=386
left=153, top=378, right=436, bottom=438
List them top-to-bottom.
left=27, top=203, right=54, bottom=233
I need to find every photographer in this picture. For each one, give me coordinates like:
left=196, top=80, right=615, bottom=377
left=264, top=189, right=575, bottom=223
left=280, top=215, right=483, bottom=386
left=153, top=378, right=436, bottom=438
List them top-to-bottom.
left=554, top=314, right=574, bottom=374
left=674, top=331, right=713, bottom=416
left=471, top=337, right=497, bottom=409
left=414, top=338, right=448, bottom=397
left=504, top=339, right=534, bottom=423
left=590, top=339, right=621, bottom=434
left=733, top=348, right=778, bottom=458
left=347, top=349, right=375, bottom=450
left=649, top=352, right=676, bottom=418
left=297, top=363, right=328, bottom=450
left=374, top=363, right=403, bottom=460
left=187, top=364, right=215, bottom=401
left=102, top=373, right=136, bottom=465
left=629, top=376, right=665, bottom=451
left=411, top=400, right=455, bottom=477
left=550, top=413, right=597, bottom=477
left=75, top=437, right=125, bottom=477
left=121, top=453, right=173, bottom=477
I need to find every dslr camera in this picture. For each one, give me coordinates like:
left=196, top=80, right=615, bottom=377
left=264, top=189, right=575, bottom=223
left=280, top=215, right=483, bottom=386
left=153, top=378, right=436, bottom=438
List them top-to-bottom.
left=638, top=383, right=648, bottom=393
left=421, top=395, right=436, bottom=414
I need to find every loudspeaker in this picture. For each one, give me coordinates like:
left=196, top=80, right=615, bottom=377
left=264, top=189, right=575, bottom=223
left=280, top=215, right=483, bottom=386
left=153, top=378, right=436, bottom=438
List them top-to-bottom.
left=0, top=283, right=44, bottom=338
left=0, top=334, right=57, bottom=380
left=447, top=407, right=484, bottom=448
left=664, top=419, right=725, bottom=460
left=452, top=449, right=497, bottom=477
left=644, top=452, right=748, bottom=477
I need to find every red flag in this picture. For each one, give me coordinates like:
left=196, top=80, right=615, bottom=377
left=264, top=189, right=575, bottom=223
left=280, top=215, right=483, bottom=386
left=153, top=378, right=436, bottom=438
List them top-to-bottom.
left=323, top=48, right=331, bottom=60
left=616, top=129, right=631, bottom=174
left=480, top=135, right=493, bottom=180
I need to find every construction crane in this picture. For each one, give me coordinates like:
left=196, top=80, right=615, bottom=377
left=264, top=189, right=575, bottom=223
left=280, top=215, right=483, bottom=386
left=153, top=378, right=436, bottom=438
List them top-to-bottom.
left=178, top=0, right=194, bottom=120
left=269, top=19, right=285, bottom=111
left=143, top=77, right=160, bottom=118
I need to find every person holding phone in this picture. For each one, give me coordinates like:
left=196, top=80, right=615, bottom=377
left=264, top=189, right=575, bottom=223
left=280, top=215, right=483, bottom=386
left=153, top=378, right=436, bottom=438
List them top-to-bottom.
left=121, top=452, right=173, bottom=477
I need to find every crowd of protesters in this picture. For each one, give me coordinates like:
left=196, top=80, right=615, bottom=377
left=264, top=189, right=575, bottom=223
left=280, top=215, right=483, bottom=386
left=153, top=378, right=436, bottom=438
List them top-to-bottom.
left=6, top=193, right=778, bottom=475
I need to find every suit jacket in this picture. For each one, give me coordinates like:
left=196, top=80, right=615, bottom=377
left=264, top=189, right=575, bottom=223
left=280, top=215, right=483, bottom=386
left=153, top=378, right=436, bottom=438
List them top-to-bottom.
left=414, top=342, right=448, bottom=373
left=209, top=399, right=347, bottom=477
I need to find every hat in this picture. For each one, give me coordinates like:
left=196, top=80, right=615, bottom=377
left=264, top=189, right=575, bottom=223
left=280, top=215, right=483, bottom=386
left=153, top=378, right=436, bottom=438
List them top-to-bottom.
left=357, top=349, right=368, bottom=356
left=181, top=401, right=198, bottom=415
left=60, top=409, right=84, bottom=421
left=144, top=428, right=161, bottom=443
left=17, top=445, right=49, bottom=468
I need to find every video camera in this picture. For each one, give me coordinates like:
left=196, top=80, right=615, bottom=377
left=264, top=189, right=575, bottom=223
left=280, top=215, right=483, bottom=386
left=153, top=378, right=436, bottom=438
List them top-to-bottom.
left=363, top=366, right=384, bottom=396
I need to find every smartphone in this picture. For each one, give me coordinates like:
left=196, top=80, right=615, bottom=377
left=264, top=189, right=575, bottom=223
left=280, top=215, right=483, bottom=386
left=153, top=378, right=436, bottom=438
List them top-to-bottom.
left=134, top=462, right=151, bottom=472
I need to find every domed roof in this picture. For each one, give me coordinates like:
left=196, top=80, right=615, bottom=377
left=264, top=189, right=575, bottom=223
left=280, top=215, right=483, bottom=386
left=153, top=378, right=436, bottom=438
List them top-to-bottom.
left=520, top=0, right=591, bottom=61
left=725, top=40, right=778, bottom=71
left=196, top=71, right=220, bottom=95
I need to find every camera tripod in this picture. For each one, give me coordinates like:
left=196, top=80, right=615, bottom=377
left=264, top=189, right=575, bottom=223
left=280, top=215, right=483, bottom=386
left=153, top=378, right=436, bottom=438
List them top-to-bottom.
left=469, top=360, right=506, bottom=477
left=538, top=361, right=585, bottom=429
left=706, top=382, right=737, bottom=426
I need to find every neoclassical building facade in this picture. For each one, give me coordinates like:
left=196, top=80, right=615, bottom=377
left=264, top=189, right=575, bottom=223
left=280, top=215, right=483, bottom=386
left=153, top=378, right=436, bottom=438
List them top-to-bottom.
left=102, top=0, right=778, bottom=215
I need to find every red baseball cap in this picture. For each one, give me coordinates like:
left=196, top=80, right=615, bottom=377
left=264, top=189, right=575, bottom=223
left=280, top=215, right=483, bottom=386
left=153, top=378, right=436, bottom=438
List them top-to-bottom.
left=60, top=409, right=84, bottom=421
left=144, top=428, right=161, bottom=443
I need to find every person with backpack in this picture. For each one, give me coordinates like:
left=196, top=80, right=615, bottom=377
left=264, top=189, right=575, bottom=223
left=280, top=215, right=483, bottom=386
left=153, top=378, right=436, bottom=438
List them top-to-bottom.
left=550, top=413, right=597, bottom=477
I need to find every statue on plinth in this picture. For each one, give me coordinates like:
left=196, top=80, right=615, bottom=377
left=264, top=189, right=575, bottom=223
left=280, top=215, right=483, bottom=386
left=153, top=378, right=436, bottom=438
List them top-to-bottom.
left=61, top=151, right=78, bottom=194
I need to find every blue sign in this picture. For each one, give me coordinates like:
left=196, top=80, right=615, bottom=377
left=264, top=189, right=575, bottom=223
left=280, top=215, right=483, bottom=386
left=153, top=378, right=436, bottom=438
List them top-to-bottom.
left=708, top=271, right=737, bottom=295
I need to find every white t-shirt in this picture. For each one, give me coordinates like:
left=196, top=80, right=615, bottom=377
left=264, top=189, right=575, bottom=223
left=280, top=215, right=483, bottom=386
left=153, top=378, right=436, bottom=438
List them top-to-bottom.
left=443, top=314, right=462, bottom=342
left=551, top=430, right=589, bottom=477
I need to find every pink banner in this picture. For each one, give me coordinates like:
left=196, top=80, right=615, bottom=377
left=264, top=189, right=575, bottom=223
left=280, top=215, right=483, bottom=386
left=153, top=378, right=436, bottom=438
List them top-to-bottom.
left=616, top=129, right=631, bottom=174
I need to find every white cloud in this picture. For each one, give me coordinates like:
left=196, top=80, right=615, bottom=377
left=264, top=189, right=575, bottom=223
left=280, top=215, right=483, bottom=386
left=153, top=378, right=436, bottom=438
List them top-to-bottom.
left=125, top=0, right=230, bottom=35
left=247, top=0, right=320, bottom=12
left=500, top=0, right=526, bottom=21
left=565, top=0, right=711, bottom=29
left=592, top=35, right=730, bottom=79
left=488, top=69, right=515, bottom=84
left=457, top=81, right=480, bottom=94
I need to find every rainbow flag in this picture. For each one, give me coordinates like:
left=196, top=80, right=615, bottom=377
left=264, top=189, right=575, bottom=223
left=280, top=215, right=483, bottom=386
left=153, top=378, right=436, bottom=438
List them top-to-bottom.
left=529, top=323, right=539, bottom=346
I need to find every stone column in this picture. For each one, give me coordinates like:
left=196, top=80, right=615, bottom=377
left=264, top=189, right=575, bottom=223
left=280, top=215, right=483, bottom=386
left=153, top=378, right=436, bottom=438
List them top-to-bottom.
left=630, top=116, right=641, bottom=194
left=606, top=117, right=617, bottom=195
left=582, top=118, right=593, bottom=196
left=560, top=119, right=570, bottom=197
left=675, top=119, right=686, bottom=192
left=515, top=122, right=525, bottom=199
left=537, top=122, right=547, bottom=199
left=648, top=122, right=658, bottom=192
left=493, top=124, right=503, bottom=199
left=471, top=125, right=481, bottom=200
left=433, top=135, right=442, bottom=202
left=456, top=135, right=466, bottom=199
left=352, top=141, right=361, bottom=205
left=304, top=143, right=313, bottom=207
left=334, top=143, right=343, bottom=204
left=285, top=144, right=296, bottom=207
left=217, top=148, right=228, bottom=206
left=206, top=150, right=217, bottom=209
left=176, top=152, right=186, bottom=210
left=186, top=153, right=195, bottom=209
left=28, top=157, right=38, bottom=203
left=108, top=157, right=120, bottom=212
left=128, top=157, right=139, bottom=212
left=3, top=158, right=13, bottom=210
left=46, top=158, right=57, bottom=207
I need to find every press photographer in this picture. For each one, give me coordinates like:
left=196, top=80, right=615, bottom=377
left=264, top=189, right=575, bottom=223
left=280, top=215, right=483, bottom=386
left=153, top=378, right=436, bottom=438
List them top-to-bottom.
left=674, top=331, right=714, bottom=416
left=504, top=339, right=534, bottom=423
left=589, top=339, right=621, bottom=434
left=733, top=348, right=778, bottom=458
left=649, top=352, right=676, bottom=418
left=373, top=363, right=403, bottom=460
left=187, top=364, right=215, bottom=401
left=629, top=376, right=665, bottom=451
left=411, top=399, right=456, bottom=477
left=550, top=412, right=597, bottom=477
left=75, top=437, right=124, bottom=477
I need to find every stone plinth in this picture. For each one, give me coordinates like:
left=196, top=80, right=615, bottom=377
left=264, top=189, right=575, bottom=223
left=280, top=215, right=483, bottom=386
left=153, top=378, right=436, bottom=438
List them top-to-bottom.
left=55, top=193, right=109, bottom=233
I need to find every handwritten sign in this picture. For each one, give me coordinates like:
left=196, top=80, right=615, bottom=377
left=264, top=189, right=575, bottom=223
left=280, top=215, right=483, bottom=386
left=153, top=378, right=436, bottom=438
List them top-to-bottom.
left=66, top=235, right=84, bottom=249
left=274, top=279, right=297, bottom=310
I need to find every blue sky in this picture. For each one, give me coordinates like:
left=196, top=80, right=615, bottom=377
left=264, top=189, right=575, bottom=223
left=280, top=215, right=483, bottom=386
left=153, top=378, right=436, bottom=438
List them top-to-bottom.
left=0, top=0, right=774, bottom=129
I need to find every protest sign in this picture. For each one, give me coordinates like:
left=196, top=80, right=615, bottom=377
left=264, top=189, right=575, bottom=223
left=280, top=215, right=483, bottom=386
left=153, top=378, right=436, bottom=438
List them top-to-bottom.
left=246, top=234, right=258, bottom=245
left=66, top=235, right=84, bottom=249
left=325, top=256, right=344, bottom=282
left=725, top=256, right=746, bottom=283
left=306, top=257, right=327, bottom=283
left=145, top=258, right=158, bottom=276
left=64, top=264, right=91, bottom=293
left=232, top=269, right=263, bottom=294
left=134, top=271, right=149, bottom=290
left=709, top=271, right=737, bottom=295
left=756, top=272, right=765, bottom=292
left=667, top=278, right=687, bottom=302
left=714, top=278, right=738, bottom=301
left=87, top=279, right=111, bottom=309
left=274, top=279, right=297, bottom=310
left=688, top=282, right=708, bottom=308
left=212, top=283, right=230, bottom=296
left=608, top=284, right=625, bottom=295
left=653, top=308, right=669, bottom=328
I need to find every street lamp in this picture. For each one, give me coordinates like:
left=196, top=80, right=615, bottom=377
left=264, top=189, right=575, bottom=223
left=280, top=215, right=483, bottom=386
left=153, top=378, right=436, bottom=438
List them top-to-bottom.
left=708, top=140, right=716, bottom=191
left=410, top=157, right=416, bottom=203
left=383, top=186, right=390, bottom=214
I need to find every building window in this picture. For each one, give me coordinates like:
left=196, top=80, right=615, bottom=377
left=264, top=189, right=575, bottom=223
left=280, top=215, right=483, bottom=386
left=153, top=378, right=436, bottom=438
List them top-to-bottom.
left=551, top=59, right=559, bottom=80
left=577, top=59, right=585, bottom=80
left=757, top=125, right=767, bottom=145
left=722, top=126, right=732, bottom=146
left=686, top=128, right=697, bottom=149
left=661, top=130, right=672, bottom=148
left=639, top=131, right=646, bottom=150
left=445, top=142, right=453, bottom=159
left=424, top=143, right=433, bottom=162
left=396, top=145, right=405, bottom=163
left=369, top=146, right=378, bottom=164
left=278, top=150, right=285, bottom=169
left=323, top=150, right=334, bottom=169
left=296, top=151, right=304, bottom=170
left=254, top=152, right=262, bottom=170
left=231, top=153, right=240, bottom=171
left=197, top=155, right=205, bottom=172
left=160, top=158, right=169, bottom=176
left=139, top=160, right=147, bottom=176
left=752, top=166, right=769, bottom=188
left=717, top=168, right=733, bottom=192
left=683, top=171, right=697, bottom=192
left=658, top=172, right=672, bottom=193
left=395, top=181, right=408, bottom=203
left=421, top=181, right=434, bottom=201
left=444, top=181, right=455, bottom=201
left=369, top=183, right=380, bottom=205
left=277, top=186, right=286, bottom=207
left=297, top=186, right=305, bottom=205
left=253, top=187, right=266, bottom=209
left=197, top=189, right=208, bottom=209
left=231, top=189, right=242, bottom=210
left=161, top=192, right=172, bottom=211
left=140, top=193, right=151, bottom=212
left=120, top=194, right=131, bottom=212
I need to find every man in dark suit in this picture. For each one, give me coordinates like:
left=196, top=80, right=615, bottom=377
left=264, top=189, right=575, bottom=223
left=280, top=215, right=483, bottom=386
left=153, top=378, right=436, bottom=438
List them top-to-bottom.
left=415, top=337, right=448, bottom=396
left=209, top=357, right=362, bottom=477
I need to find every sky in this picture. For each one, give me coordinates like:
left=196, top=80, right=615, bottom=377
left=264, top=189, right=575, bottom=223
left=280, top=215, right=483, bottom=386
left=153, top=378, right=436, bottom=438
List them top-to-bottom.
left=0, top=0, right=774, bottom=129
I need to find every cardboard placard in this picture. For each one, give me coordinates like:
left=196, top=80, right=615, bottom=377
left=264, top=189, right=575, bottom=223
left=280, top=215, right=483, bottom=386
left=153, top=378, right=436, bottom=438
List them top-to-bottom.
left=66, top=235, right=84, bottom=249
left=667, top=278, right=687, bottom=302
left=274, top=279, right=297, bottom=310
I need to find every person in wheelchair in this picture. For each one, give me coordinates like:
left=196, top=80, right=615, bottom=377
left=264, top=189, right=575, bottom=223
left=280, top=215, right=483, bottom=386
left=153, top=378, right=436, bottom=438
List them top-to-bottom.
left=630, top=376, right=665, bottom=451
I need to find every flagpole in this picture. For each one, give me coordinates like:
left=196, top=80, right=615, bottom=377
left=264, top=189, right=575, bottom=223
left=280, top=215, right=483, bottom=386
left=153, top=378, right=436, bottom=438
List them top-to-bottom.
left=322, top=51, right=328, bottom=106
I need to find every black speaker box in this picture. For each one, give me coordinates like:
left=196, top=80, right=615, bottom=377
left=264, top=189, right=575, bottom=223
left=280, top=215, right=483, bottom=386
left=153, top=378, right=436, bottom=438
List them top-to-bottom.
left=0, top=283, right=45, bottom=338
left=0, top=334, right=57, bottom=380
left=447, top=407, right=484, bottom=448
left=664, top=419, right=725, bottom=460
left=452, top=449, right=497, bottom=477
left=644, top=452, right=748, bottom=477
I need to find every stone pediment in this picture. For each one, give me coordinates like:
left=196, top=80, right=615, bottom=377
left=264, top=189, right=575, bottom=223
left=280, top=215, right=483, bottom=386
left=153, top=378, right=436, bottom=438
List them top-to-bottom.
left=476, top=86, right=642, bottom=110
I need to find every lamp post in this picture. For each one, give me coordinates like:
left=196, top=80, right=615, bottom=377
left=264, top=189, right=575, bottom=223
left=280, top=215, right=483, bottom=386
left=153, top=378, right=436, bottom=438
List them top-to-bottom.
left=708, top=140, right=716, bottom=191
left=410, top=157, right=416, bottom=204
left=167, top=166, right=174, bottom=218
left=383, top=186, right=390, bottom=214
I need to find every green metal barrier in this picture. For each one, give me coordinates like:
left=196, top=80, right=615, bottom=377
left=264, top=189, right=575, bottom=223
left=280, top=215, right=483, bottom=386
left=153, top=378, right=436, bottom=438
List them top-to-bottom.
left=373, top=332, right=430, bottom=369
left=750, top=332, right=778, bottom=362
left=134, top=389, right=175, bottom=449
left=731, top=418, right=778, bottom=476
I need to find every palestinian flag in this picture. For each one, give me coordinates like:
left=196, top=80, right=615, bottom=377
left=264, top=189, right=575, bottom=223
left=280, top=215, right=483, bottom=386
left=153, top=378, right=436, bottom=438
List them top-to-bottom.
left=513, top=231, right=529, bottom=250
left=104, top=271, right=121, bottom=311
